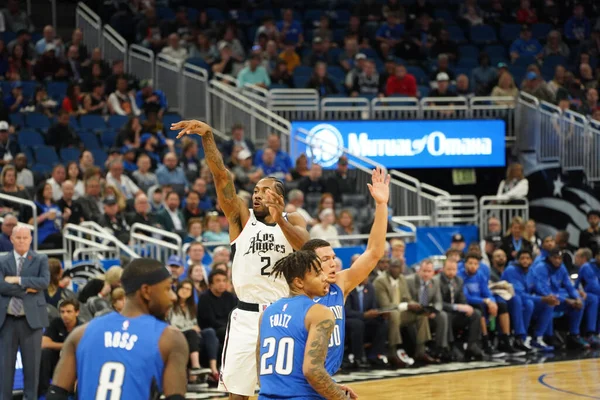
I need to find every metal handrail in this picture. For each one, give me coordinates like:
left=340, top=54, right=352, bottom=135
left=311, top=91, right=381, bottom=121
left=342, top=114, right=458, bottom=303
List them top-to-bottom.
left=0, top=193, right=37, bottom=249
left=64, top=223, right=138, bottom=259
left=131, top=223, right=183, bottom=246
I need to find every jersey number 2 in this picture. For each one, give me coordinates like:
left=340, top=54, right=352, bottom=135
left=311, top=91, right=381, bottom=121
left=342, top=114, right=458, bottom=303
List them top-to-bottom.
left=260, top=257, right=271, bottom=276
left=260, top=337, right=294, bottom=375
left=96, top=362, right=125, bottom=400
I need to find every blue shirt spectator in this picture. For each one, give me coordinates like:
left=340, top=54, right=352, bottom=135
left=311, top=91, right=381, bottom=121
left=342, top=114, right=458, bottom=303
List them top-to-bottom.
left=564, top=5, right=590, bottom=41
left=277, top=9, right=303, bottom=45
left=376, top=21, right=404, bottom=42
left=35, top=26, right=63, bottom=57
left=510, top=34, right=542, bottom=59
left=237, top=54, right=271, bottom=88
left=3, top=82, right=28, bottom=112
left=135, top=82, right=168, bottom=117
left=253, top=134, right=293, bottom=173
left=255, top=148, right=292, bottom=181
left=156, top=152, right=188, bottom=188
left=528, top=258, right=580, bottom=302
left=575, top=260, right=600, bottom=296
left=458, top=266, right=494, bottom=305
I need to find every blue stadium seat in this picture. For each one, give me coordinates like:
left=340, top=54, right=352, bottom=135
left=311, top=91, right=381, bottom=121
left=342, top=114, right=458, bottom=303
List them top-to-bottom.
left=156, top=6, right=176, bottom=20
left=187, top=8, right=199, bottom=22
left=206, top=8, right=225, bottom=21
left=252, top=9, right=274, bottom=22
left=304, top=9, right=323, bottom=25
left=433, top=9, right=454, bottom=23
left=333, top=10, right=351, bottom=26
left=532, top=23, right=552, bottom=40
left=500, top=24, right=521, bottom=44
left=470, top=25, right=497, bottom=44
left=447, top=26, right=466, bottom=43
left=332, top=29, right=346, bottom=45
left=0, top=31, right=17, bottom=44
left=484, top=44, right=507, bottom=59
left=459, top=45, right=479, bottom=60
left=329, top=47, right=342, bottom=60
left=513, top=55, right=537, bottom=67
left=543, top=55, right=568, bottom=70
left=186, top=57, right=211, bottom=71
left=457, top=58, right=478, bottom=68
left=508, top=65, right=527, bottom=87
left=294, top=66, right=313, bottom=77
left=327, top=66, right=345, bottom=82
left=406, top=66, right=428, bottom=85
left=453, top=67, right=472, bottom=77
left=293, top=75, right=310, bottom=88
left=20, top=81, right=36, bottom=99
left=47, top=82, right=68, bottom=100
left=270, top=83, right=290, bottom=89
left=417, top=85, right=430, bottom=97
left=9, top=113, right=24, bottom=127
left=25, top=113, right=51, bottom=131
left=163, top=113, right=182, bottom=128
left=80, top=115, right=107, bottom=131
left=107, top=115, right=129, bottom=131
left=69, top=116, right=80, bottom=130
left=17, top=130, right=45, bottom=147
left=101, top=130, right=117, bottom=148
left=78, top=131, right=101, bottom=149
left=22, top=146, right=35, bottom=165
left=33, top=146, right=59, bottom=165
left=60, top=148, right=81, bottom=163
left=90, top=149, right=107, bottom=168
left=31, top=164, right=53, bottom=175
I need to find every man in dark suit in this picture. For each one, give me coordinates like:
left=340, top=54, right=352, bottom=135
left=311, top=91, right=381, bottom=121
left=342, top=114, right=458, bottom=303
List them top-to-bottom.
left=220, top=123, right=256, bottom=163
left=325, top=156, right=357, bottom=203
left=156, top=191, right=185, bottom=234
left=0, top=225, right=50, bottom=400
left=435, top=257, right=483, bottom=360
left=406, top=259, right=451, bottom=361
left=345, top=276, right=388, bottom=368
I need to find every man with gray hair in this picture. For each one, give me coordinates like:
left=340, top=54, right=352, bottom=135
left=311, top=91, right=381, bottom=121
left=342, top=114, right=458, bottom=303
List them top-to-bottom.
left=156, top=152, right=188, bottom=188
left=106, top=158, right=142, bottom=200
left=285, top=189, right=315, bottom=226
left=0, top=214, right=18, bottom=252
left=212, top=246, right=231, bottom=267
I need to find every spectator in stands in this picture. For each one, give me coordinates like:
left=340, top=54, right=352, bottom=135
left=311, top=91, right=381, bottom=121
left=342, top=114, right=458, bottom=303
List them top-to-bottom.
left=2, top=0, right=34, bottom=32
left=515, top=0, right=537, bottom=24
left=461, top=1, right=484, bottom=26
left=564, top=4, right=591, bottom=42
left=161, top=6, right=193, bottom=43
left=137, top=7, right=166, bottom=52
left=277, top=8, right=304, bottom=47
left=376, top=12, right=404, bottom=52
left=411, top=13, right=436, bottom=56
left=314, top=15, right=333, bottom=42
left=345, top=15, right=369, bottom=48
left=255, top=16, right=279, bottom=44
left=36, top=25, right=63, bottom=57
left=218, top=25, right=246, bottom=63
left=510, top=25, right=543, bottom=62
left=66, top=28, right=88, bottom=62
left=7, top=29, right=35, bottom=62
left=431, top=29, right=458, bottom=63
left=581, top=29, right=600, bottom=59
left=543, top=30, right=570, bottom=58
left=189, top=32, right=218, bottom=65
left=160, top=33, right=189, bottom=65
left=303, top=36, right=334, bottom=67
left=339, top=37, right=360, bottom=73
left=278, top=39, right=301, bottom=74
left=212, top=42, right=237, bottom=75
left=7, top=43, right=33, bottom=81
left=34, top=44, right=68, bottom=81
left=65, top=45, right=83, bottom=82
left=87, top=49, right=109, bottom=79
left=237, top=52, right=271, bottom=88
left=345, top=53, right=366, bottom=91
left=471, top=53, right=498, bottom=96
left=429, top=54, right=455, bottom=87
left=270, top=59, right=294, bottom=88
left=351, top=59, right=381, bottom=97
left=105, top=60, right=138, bottom=96
left=306, top=61, right=338, bottom=96
left=547, top=64, right=567, bottom=97
left=579, top=64, right=597, bottom=90
left=491, top=71, right=519, bottom=105
left=429, top=72, right=457, bottom=97
left=455, top=74, right=473, bottom=98
left=108, top=77, right=141, bottom=117
left=136, top=80, right=167, bottom=119
left=4, top=81, right=27, bottom=112
left=83, top=81, right=106, bottom=115
left=62, top=82, right=84, bottom=116
left=33, top=86, right=57, bottom=117
left=580, top=88, right=599, bottom=116
left=46, top=110, right=81, bottom=153
left=116, top=117, right=142, bottom=148
left=0, top=121, right=18, bottom=165
left=221, top=123, right=255, bottom=158
left=254, top=132, right=293, bottom=173
left=178, top=137, right=201, bottom=181
left=256, top=148, right=291, bottom=181
left=232, top=149, right=262, bottom=193
left=78, top=151, right=94, bottom=174
left=156, top=152, right=188, bottom=189
left=289, top=154, right=309, bottom=181
left=130, top=155, right=156, bottom=194
left=326, top=156, right=356, bottom=203
left=106, top=158, right=143, bottom=200
left=496, top=162, right=529, bottom=201
left=46, top=164, right=66, bottom=202
left=298, top=164, right=326, bottom=194
left=79, top=177, right=103, bottom=222
left=192, top=178, right=215, bottom=211
left=57, top=180, right=84, bottom=225
left=31, top=181, right=63, bottom=248
left=104, top=184, right=127, bottom=213
left=284, top=189, right=315, bottom=227
left=156, top=191, right=184, bottom=234
left=182, top=191, right=204, bottom=223
left=127, top=192, right=156, bottom=226
left=316, top=194, right=336, bottom=218
left=99, top=196, right=131, bottom=243
left=310, top=208, right=341, bottom=248
left=336, top=209, right=362, bottom=247
left=579, top=210, right=600, bottom=256
left=0, top=213, right=16, bottom=251
left=203, top=214, right=229, bottom=249
left=501, top=216, right=533, bottom=262
left=184, top=218, right=203, bottom=244
left=524, top=219, right=542, bottom=254
left=187, top=242, right=208, bottom=275
left=167, top=255, right=186, bottom=282
left=369, top=257, right=390, bottom=282
left=44, top=258, right=74, bottom=308
left=188, top=263, right=208, bottom=302
left=198, top=269, right=238, bottom=345
left=345, top=275, right=388, bottom=368
left=169, top=279, right=218, bottom=382
left=39, top=298, right=81, bottom=395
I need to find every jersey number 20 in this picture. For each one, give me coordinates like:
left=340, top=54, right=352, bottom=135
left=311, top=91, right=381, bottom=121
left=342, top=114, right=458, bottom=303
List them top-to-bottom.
left=260, top=337, right=294, bottom=375
left=96, top=362, right=125, bottom=400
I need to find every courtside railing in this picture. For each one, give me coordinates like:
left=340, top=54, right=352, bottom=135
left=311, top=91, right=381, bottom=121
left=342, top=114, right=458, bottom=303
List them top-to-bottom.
left=479, top=197, right=529, bottom=241
left=130, top=223, right=183, bottom=264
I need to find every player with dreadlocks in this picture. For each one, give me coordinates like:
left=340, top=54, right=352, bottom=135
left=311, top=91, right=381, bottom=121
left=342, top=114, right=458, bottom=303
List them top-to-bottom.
left=172, top=120, right=310, bottom=399
left=257, top=251, right=358, bottom=399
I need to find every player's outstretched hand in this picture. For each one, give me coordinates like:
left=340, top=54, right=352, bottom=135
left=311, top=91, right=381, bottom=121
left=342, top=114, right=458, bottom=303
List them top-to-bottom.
left=170, top=120, right=212, bottom=139
left=367, top=166, right=391, bottom=205
left=264, top=188, right=285, bottom=222
left=339, top=384, right=358, bottom=399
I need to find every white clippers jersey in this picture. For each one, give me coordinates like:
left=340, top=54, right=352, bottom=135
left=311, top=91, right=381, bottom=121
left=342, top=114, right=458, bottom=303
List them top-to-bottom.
left=230, top=210, right=293, bottom=304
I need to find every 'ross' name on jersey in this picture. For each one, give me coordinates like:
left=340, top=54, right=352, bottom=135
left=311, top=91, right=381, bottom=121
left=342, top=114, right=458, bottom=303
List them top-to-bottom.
left=244, top=231, right=287, bottom=255
left=329, top=306, right=344, bottom=320
left=269, top=313, right=292, bottom=329
left=104, top=331, right=138, bottom=350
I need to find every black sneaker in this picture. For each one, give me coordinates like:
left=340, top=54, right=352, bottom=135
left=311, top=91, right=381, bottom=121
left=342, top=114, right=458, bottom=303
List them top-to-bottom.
left=543, top=335, right=565, bottom=351
left=566, top=335, right=590, bottom=351
left=482, top=336, right=506, bottom=358
left=498, top=336, right=526, bottom=356
left=513, top=337, right=533, bottom=353
left=464, top=343, right=483, bottom=361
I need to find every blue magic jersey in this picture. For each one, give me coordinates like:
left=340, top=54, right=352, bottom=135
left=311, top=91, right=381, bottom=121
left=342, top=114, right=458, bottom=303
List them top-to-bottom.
left=314, top=283, right=345, bottom=375
left=258, top=295, right=322, bottom=400
left=76, top=312, right=168, bottom=400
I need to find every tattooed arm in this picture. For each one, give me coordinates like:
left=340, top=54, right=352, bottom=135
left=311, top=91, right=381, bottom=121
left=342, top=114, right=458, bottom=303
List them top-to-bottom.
left=171, top=120, right=250, bottom=241
left=303, top=305, right=347, bottom=400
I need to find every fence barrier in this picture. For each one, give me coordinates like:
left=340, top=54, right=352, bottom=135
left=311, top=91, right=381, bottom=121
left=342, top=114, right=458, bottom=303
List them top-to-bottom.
left=75, top=2, right=102, bottom=54
left=101, top=24, right=128, bottom=67
left=128, top=44, right=154, bottom=83
left=479, top=197, right=529, bottom=241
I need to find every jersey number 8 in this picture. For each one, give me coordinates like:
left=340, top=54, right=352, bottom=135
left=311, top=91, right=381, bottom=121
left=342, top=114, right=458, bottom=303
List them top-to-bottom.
left=260, top=337, right=294, bottom=375
left=96, top=362, right=125, bottom=400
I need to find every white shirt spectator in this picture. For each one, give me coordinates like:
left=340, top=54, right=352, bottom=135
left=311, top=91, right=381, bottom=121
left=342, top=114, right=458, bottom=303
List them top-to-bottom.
left=160, top=45, right=188, bottom=63
left=107, top=91, right=141, bottom=117
left=17, top=168, right=34, bottom=188
left=106, top=172, right=141, bottom=200
left=46, top=177, right=63, bottom=202
left=496, top=178, right=529, bottom=200
left=310, top=224, right=341, bottom=247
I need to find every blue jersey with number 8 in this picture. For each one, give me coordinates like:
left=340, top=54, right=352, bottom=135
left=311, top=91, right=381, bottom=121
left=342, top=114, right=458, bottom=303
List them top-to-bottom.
left=258, top=295, right=323, bottom=400
left=76, top=312, right=168, bottom=400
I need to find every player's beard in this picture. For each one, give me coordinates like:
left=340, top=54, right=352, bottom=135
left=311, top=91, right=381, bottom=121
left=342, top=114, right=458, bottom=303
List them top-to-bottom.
left=253, top=204, right=269, bottom=219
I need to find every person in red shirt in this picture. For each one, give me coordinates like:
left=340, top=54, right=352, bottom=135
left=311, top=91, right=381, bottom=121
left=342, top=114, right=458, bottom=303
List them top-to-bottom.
left=516, top=0, right=538, bottom=24
left=385, top=64, right=417, bottom=97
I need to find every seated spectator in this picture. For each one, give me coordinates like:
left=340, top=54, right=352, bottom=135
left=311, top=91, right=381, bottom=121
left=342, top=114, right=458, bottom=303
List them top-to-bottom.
left=3, top=0, right=34, bottom=32
left=516, top=0, right=537, bottom=24
left=461, top=2, right=484, bottom=26
left=564, top=4, right=590, bottom=42
left=160, top=6, right=193, bottom=43
left=136, top=7, right=165, bottom=52
left=277, top=8, right=304, bottom=47
left=376, top=12, right=404, bottom=52
left=410, top=14, right=436, bottom=56
left=313, top=15, right=333, bottom=42
left=254, top=16, right=279, bottom=44
left=344, top=16, right=369, bottom=48
left=36, top=25, right=63, bottom=57
left=218, top=25, right=246, bottom=63
left=510, top=25, right=543, bottom=62
left=66, top=28, right=88, bottom=62
left=431, top=29, right=458, bottom=62
left=543, top=30, right=570, bottom=58
left=189, top=32, right=218, bottom=64
left=303, top=36, right=334, bottom=67
left=339, top=37, right=360, bottom=73
left=278, top=40, right=301, bottom=74
left=212, top=42, right=238, bottom=76
left=6, top=43, right=33, bottom=81
left=34, top=44, right=69, bottom=81
left=64, top=44, right=83, bottom=82
left=85, top=49, right=109, bottom=80
left=237, top=52, right=271, bottom=88
left=345, top=53, right=366, bottom=91
left=471, top=53, right=498, bottom=96
left=429, top=54, right=455, bottom=87
left=105, top=59, right=138, bottom=96
left=270, top=59, right=294, bottom=88
left=350, top=59, right=381, bottom=97
left=306, top=61, right=338, bottom=97
left=579, top=63, right=597, bottom=90
left=386, top=64, right=417, bottom=97
left=491, top=72, right=519, bottom=105
left=429, top=73, right=457, bottom=97
left=455, top=74, right=473, bottom=98
left=108, top=77, right=141, bottom=117
left=135, top=79, right=167, bottom=118
left=4, top=81, right=28, bottom=113
left=83, top=81, right=107, bottom=115
left=62, top=82, right=85, bottom=116
left=33, top=86, right=57, bottom=117
left=579, top=88, right=599, bottom=116
left=47, top=110, right=81, bottom=152
left=116, top=116, right=142, bottom=148
left=0, top=121, right=19, bottom=165
left=221, top=123, right=255, bottom=160
left=254, top=133, right=293, bottom=174
left=256, top=148, right=291, bottom=181
left=233, top=149, right=262, bottom=193
left=156, top=152, right=188, bottom=188
left=14, top=153, right=33, bottom=189
left=132, top=154, right=158, bottom=193
left=290, top=154, right=309, bottom=180
left=326, top=156, right=356, bottom=202
left=106, top=158, right=143, bottom=200
left=496, top=163, right=529, bottom=201
left=45, top=164, right=66, bottom=202
left=298, top=164, right=326, bottom=194
left=79, top=177, right=103, bottom=222
left=192, top=178, right=215, bottom=211
left=57, top=180, right=84, bottom=225
left=30, top=182, right=64, bottom=249
left=104, top=184, right=127, bottom=213
left=285, top=189, right=316, bottom=226
left=156, top=191, right=185, bottom=234
left=182, top=191, right=205, bottom=223
left=127, top=192, right=156, bottom=226
left=99, top=196, right=131, bottom=243
left=310, top=208, right=341, bottom=248
left=336, top=209, right=361, bottom=247
left=579, top=210, right=600, bottom=255
left=0, top=214, right=16, bottom=251
left=203, top=214, right=229, bottom=247
left=501, top=216, right=533, bottom=262
left=184, top=218, right=203, bottom=244
left=524, top=219, right=542, bottom=255
left=186, top=242, right=209, bottom=274
left=44, top=257, right=75, bottom=308
left=188, top=263, right=209, bottom=300
left=197, top=269, right=238, bottom=346
left=345, top=276, right=389, bottom=368
left=169, top=279, right=219, bottom=381
left=109, top=287, right=125, bottom=313
left=39, top=299, right=82, bottom=395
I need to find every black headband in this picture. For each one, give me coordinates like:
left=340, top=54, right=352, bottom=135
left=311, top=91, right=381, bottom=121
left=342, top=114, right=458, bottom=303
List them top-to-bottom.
left=122, top=267, right=171, bottom=295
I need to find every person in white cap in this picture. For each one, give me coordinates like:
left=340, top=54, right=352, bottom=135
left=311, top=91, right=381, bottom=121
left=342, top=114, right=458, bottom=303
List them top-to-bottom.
left=430, top=72, right=457, bottom=97
left=0, top=121, right=19, bottom=165
left=232, top=148, right=263, bottom=193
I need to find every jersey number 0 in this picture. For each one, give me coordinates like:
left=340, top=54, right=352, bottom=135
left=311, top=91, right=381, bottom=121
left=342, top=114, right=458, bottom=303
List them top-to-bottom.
left=96, top=362, right=125, bottom=400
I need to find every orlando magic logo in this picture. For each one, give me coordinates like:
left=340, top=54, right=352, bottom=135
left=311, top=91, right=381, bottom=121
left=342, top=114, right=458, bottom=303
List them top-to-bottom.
left=306, top=124, right=345, bottom=168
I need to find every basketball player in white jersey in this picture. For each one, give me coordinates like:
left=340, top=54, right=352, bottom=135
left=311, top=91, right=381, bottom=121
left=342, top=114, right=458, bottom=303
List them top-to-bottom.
left=172, top=120, right=310, bottom=400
